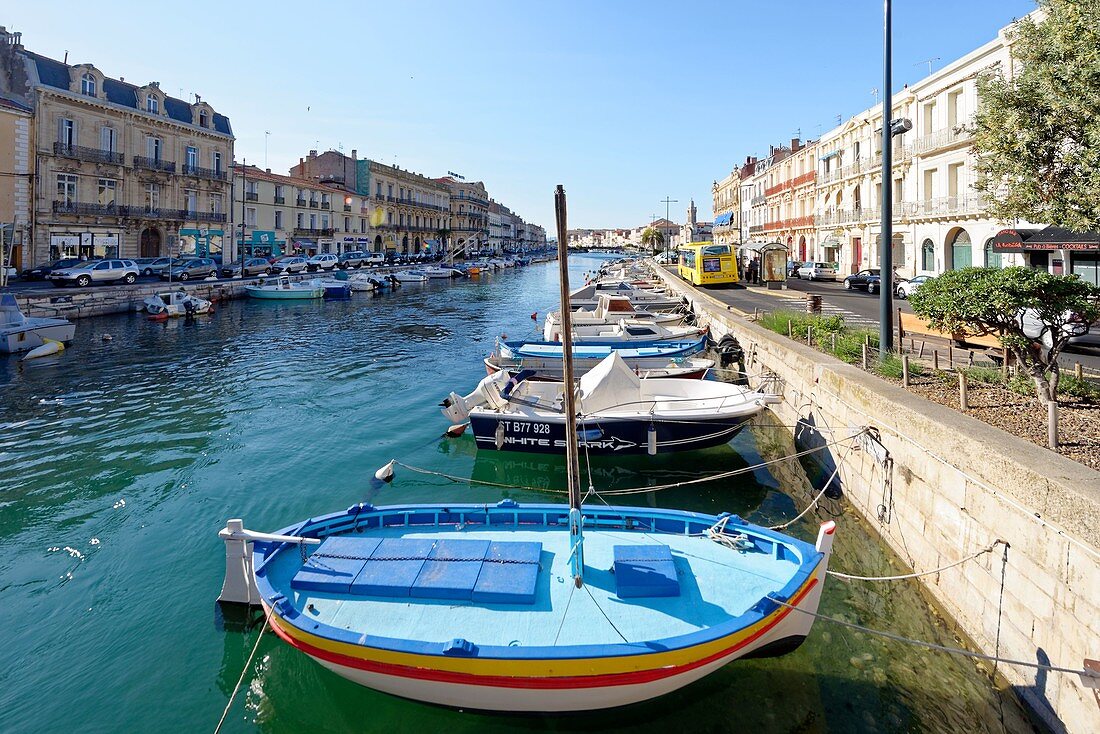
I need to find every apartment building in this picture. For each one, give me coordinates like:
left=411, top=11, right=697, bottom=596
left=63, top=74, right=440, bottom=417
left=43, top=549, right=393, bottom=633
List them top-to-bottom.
left=0, top=27, right=234, bottom=265
left=0, top=95, right=32, bottom=271
left=764, top=139, right=817, bottom=262
left=292, top=150, right=450, bottom=255
left=711, top=171, right=739, bottom=249
left=437, top=177, right=490, bottom=254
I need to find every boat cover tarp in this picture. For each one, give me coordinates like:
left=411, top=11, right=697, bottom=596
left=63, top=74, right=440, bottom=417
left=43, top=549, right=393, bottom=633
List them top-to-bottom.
left=0, top=293, right=24, bottom=328
left=578, top=352, right=641, bottom=414
left=290, top=536, right=543, bottom=604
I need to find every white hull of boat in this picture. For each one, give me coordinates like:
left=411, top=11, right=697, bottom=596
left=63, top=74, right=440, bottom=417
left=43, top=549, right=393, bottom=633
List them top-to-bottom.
left=2, top=322, right=76, bottom=354
left=290, top=566, right=822, bottom=712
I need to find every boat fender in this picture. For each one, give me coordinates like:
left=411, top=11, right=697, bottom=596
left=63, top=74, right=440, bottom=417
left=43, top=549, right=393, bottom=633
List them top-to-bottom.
left=530, top=312, right=537, bottom=321
left=102, top=334, right=113, bottom=341
left=22, top=338, right=64, bottom=361
left=444, top=422, right=469, bottom=438
left=647, top=423, right=657, bottom=455
left=374, top=460, right=396, bottom=483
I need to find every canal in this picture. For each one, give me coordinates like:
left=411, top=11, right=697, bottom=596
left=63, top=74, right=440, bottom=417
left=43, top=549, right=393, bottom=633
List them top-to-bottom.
left=0, top=255, right=1033, bottom=733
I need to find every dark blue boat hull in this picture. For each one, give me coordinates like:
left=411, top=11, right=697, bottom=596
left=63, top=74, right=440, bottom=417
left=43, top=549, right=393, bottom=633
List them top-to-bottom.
left=468, top=413, right=750, bottom=455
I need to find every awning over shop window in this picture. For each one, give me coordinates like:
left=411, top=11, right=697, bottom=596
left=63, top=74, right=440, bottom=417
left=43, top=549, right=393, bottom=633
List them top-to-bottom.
left=819, top=150, right=840, bottom=161
left=713, top=212, right=732, bottom=227
left=992, top=227, right=1099, bottom=253
left=293, top=238, right=316, bottom=248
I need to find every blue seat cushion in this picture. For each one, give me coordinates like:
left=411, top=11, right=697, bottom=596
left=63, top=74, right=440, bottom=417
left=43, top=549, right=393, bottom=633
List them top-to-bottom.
left=291, top=536, right=381, bottom=594
left=350, top=538, right=436, bottom=597
left=411, top=539, right=492, bottom=600
left=471, top=541, right=543, bottom=605
left=613, top=544, right=680, bottom=598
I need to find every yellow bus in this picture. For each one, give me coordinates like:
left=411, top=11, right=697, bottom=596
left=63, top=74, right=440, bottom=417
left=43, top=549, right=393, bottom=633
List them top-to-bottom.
left=677, top=242, right=739, bottom=286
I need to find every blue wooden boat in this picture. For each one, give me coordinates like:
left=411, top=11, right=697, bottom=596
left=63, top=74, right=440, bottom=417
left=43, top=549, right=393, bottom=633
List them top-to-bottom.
left=499, top=333, right=707, bottom=362
left=226, top=501, right=835, bottom=712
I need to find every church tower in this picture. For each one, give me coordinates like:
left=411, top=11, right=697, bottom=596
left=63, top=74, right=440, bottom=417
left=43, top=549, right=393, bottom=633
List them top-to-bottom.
left=687, top=199, right=697, bottom=226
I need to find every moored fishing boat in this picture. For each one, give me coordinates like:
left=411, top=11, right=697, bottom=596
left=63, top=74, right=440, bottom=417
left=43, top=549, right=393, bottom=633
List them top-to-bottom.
left=392, top=270, right=429, bottom=283
left=245, top=275, right=325, bottom=300
left=309, top=277, right=353, bottom=299
left=567, top=281, right=683, bottom=312
left=143, top=290, right=213, bottom=317
left=543, top=293, right=690, bottom=341
left=561, top=319, right=706, bottom=344
left=498, top=334, right=708, bottom=362
left=484, top=351, right=715, bottom=380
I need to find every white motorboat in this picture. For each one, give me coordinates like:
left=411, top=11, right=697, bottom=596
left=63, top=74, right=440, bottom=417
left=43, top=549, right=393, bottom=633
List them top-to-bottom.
left=421, top=266, right=464, bottom=279
left=392, top=270, right=428, bottom=283
left=245, top=276, right=325, bottom=300
left=568, top=281, right=683, bottom=312
left=143, top=290, right=213, bottom=317
left=0, top=293, right=76, bottom=354
left=544, top=293, right=689, bottom=341
left=564, top=319, right=706, bottom=344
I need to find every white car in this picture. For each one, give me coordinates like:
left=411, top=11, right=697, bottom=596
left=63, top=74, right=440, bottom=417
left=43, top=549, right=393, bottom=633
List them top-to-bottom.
left=307, top=253, right=339, bottom=271
left=271, top=257, right=308, bottom=273
left=49, top=259, right=139, bottom=287
left=796, top=262, right=838, bottom=281
left=895, top=275, right=932, bottom=299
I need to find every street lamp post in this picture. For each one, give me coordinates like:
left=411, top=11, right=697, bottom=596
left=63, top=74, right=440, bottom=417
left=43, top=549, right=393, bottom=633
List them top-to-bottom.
left=660, top=196, right=678, bottom=259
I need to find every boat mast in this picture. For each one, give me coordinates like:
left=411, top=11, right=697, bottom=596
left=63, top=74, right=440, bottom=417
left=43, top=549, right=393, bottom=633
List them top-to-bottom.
left=554, top=184, right=584, bottom=587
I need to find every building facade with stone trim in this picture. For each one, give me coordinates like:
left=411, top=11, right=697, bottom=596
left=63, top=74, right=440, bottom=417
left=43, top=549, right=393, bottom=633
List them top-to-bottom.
left=0, top=27, right=234, bottom=266
left=0, top=95, right=33, bottom=271
left=764, top=139, right=817, bottom=263
left=711, top=171, right=739, bottom=250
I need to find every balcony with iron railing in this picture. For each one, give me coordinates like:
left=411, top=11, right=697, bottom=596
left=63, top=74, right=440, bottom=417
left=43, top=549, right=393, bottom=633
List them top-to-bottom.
left=912, top=126, right=972, bottom=156
left=53, top=142, right=125, bottom=166
left=133, top=156, right=176, bottom=173
left=183, top=163, right=228, bottom=181
left=245, top=191, right=258, bottom=201
left=902, top=194, right=987, bottom=219
left=750, top=195, right=766, bottom=206
left=275, top=196, right=286, bottom=204
left=296, top=198, right=307, bottom=206
left=53, top=200, right=126, bottom=217
left=309, top=200, right=319, bottom=208
left=321, top=201, right=331, bottom=210
left=343, top=204, right=352, bottom=212
left=186, top=210, right=228, bottom=223
left=763, top=214, right=817, bottom=232
left=749, top=224, right=764, bottom=234
left=292, top=227, right=335, bottom=237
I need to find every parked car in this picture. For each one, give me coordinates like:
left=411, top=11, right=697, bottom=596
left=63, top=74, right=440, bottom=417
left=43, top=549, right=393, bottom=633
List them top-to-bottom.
left=338, top=251, right=368, bottom=269
left=363, top=252, right=388, bottom=266
left=307, top=253, right=339, bottom=272
left=133, top=256, right=176, bottom=276
left=270, top=256, right=308, bottom=273
left=22, top=257, right=83, bottom=281
left=162, top=257, right=217, bottom=281
left=221, top=257, right=272, bottom=277
left=49, top=259, right=139, bottom=287
left=787, top=261, right=802, bottom=278
left=796, top=262, right=838, bottom=281
left=843, top=268, right=881, bottom=292
left=895, top=275, right=932, bottom=299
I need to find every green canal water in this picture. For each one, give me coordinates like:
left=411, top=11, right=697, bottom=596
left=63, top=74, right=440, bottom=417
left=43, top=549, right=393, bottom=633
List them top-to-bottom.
left=0, top=256, right=1033, bottom=733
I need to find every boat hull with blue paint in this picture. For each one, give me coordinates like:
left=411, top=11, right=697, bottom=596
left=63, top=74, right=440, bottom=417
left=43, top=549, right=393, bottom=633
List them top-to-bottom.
left=500, top=334, right=707, bottom=362
left=248, top=501, right=835, bottom=712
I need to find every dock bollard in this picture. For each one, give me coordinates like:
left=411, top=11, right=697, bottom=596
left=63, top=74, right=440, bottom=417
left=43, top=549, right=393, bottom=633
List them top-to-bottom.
left=902, top=355, right=910, bottom=388
left=959, top=371, right=969, bottom=411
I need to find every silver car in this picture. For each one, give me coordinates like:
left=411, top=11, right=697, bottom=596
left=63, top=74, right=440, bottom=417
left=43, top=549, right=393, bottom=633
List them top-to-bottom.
left=270, top=256, right=308, bottom=273
left=133, top=257, right=176, bottom=276
left=222, top=257, right=272, bottom=277
left=49, top=259, right=139, bottom=287
left=796, top=262, right=838, bottom=281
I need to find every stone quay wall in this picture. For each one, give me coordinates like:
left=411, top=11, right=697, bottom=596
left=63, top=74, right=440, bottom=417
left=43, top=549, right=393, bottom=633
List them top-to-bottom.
left=656, top=270, right=1100, bottom=733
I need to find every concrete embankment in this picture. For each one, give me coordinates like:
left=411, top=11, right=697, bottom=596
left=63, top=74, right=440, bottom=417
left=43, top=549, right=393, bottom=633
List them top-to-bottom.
left=11, top=269, right=397, bottom=320
left=657, top=270, right=1100, bottom=733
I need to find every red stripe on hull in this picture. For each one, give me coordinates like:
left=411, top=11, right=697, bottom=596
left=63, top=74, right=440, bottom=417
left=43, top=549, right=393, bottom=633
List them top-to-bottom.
left=271, top=577, right=818, bottom=691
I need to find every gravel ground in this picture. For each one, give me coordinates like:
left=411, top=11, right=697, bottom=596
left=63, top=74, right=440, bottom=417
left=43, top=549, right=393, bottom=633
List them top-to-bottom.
left=884, top=371, right=1100, bottom=470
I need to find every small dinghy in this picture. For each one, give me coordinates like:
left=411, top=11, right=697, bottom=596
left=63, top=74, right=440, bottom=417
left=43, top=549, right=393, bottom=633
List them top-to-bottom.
left=421, top=266, right=464, bottom=279
left=245, top=275, right=324, bottom=300
left=309, top=278, right=353, bottom=299
left=567, top=281, right=684, bottom=312
left=143, top=290, right=213, bottom=317
left=0, top=293, right=76, bottom=354
left=543, top=294, right=688, bottom=341
left=563, top=319, right=706, bottom=345
left=499, top=334, right=708, bottom=362
left=442, top=351, right=774, bottom=455
left=484, top=352, right=714, bottom=380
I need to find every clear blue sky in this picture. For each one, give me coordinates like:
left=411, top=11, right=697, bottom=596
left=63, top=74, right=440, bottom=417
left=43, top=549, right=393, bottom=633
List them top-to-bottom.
left=7, top=0, right=1036, bottom=229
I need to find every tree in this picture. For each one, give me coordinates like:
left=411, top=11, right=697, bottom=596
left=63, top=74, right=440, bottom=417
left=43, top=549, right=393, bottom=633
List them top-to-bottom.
left=970, top=0, right=1100, bottom=231
left=640, top=227, right=664, bottom=254
left=909, top=267, right=1100, bottom=403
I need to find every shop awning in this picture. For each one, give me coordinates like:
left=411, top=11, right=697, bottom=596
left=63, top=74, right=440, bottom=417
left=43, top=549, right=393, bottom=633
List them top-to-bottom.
left=819, top=150, right=840, bottom=161
left=713, top=212, right=732, bottom=226
left=992, top=227, right=1099, bottom=253
left=294, top=238, right=316, bottom=247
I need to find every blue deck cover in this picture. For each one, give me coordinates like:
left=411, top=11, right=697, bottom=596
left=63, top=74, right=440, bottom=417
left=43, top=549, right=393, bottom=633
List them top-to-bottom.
left=290, top=536, right=380, bottom=594
left=351, top=538, right=436, bottom=597
left=411, top=539, right=491, bottom=600
left=471, top=541, right=542, bottom=605
left=613, top=544, right=680, bottom=598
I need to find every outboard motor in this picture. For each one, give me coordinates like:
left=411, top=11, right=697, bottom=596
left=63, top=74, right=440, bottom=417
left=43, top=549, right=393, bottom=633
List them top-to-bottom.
left=715, top=334, right=744, bottom=368
left=439, top=370, right=512, bottom=423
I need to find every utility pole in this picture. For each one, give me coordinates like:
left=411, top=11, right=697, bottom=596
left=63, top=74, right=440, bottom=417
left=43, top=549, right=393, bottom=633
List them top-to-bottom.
left=880, top=0, right=893, bottom=357
left=660, top=196, right=678, bottom=260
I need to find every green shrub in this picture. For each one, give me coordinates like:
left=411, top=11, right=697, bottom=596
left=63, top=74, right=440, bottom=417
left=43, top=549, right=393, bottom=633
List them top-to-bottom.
left=757, top=310, right=845, bottom=339
left=875, top=354, right=905, bottom=379
left=963, top=366, right=1004, bottom=385
left=1007, top=372, right=1035, bottom=396
left=1057, top=375, right=1100, bottom=400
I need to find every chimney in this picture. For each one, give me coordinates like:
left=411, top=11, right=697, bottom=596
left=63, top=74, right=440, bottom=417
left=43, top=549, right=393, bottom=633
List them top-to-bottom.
left=791, top=137, right=801, bottom=152
left=309, top=149, right=317, bottom=158
left=351, top=149, right=357, bottom=160
left=299, top=157, right=304, bottom=167
left=266, top=168, right=271, bottom=174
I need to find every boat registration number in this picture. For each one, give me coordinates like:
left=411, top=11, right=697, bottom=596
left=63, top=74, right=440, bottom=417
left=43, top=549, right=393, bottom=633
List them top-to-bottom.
left=505, top=421, right=551, bottom=435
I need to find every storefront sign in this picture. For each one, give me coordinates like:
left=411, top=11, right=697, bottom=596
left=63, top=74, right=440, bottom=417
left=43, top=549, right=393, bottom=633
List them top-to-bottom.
left=180, top=228, right=224, bottom=257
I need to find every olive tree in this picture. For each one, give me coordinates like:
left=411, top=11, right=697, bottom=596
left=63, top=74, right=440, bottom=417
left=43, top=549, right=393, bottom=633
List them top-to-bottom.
left=970, top=0, right=1100, bottom=230
left=908, top=267, right=1100, bottom=403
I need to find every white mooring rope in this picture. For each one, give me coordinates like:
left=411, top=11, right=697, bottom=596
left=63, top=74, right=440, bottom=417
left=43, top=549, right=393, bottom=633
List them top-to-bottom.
left=827, top=540, right=1006, bottom=582
left=213, top=607, right=272, bottom=734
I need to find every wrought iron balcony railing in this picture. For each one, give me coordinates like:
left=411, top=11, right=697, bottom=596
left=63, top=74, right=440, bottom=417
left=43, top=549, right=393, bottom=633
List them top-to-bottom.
left=53, top=142, right=124, bottom=165
left=133, top=156, right=176, bottom=173
left=183, top=163, right=228, bottom=181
